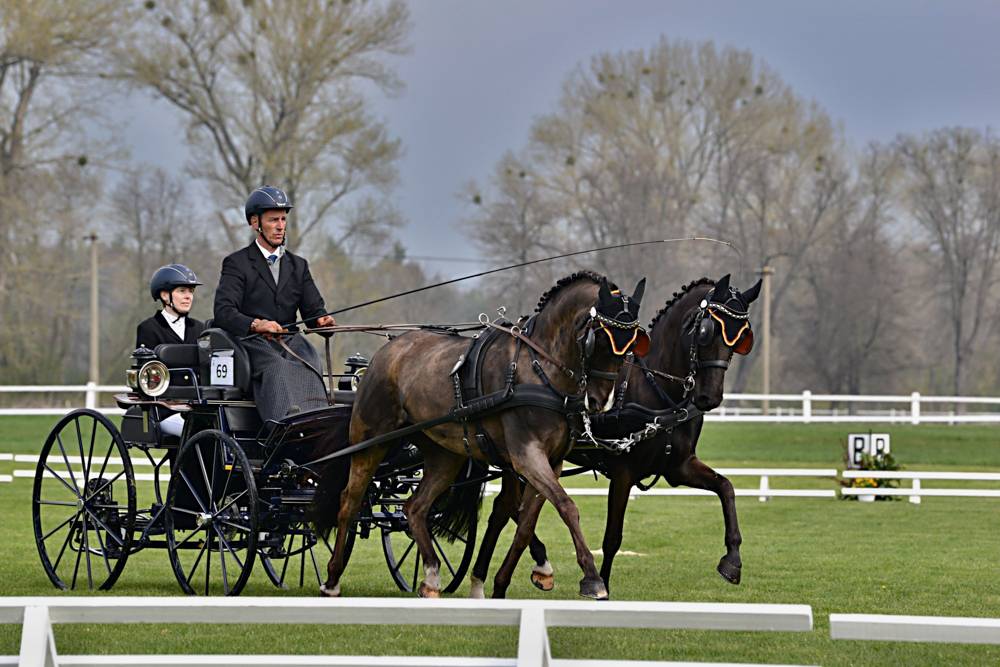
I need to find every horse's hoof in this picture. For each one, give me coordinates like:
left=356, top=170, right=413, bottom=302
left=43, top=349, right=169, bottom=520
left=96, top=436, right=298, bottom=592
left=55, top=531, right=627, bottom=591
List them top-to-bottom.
left=717, top=558, right=742, bottom=585
left=531, top=572, right=554, bottom=592
left=579, top=577, right=608, bottom=600
left=319, top=582, right=341, bottom=597
left=417, top=582, right=441, bottom=598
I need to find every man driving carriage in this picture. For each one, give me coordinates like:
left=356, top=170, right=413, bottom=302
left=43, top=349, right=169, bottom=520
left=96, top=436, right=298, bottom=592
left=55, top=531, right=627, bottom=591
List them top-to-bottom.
left=213, top=186, right=336, bottom=422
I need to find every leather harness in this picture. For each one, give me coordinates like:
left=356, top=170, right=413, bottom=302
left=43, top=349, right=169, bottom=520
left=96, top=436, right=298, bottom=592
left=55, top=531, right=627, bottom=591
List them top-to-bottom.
left=450, top=319, right=586, bottom=468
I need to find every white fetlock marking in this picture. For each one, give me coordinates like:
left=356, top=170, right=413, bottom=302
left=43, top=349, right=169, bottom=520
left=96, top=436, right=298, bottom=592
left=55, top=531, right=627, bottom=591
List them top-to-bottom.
left=532, top=560, right=553, bottom=576
left=423, top=564, right=441, bottom=592
left=469, top=577, right=485, bottom=599
left=319, top=582, right=341, bottom=597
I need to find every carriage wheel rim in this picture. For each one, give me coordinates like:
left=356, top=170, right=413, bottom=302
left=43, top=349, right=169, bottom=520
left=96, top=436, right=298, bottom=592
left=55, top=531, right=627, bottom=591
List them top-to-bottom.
left=32, top=409, right=136, bottom=592
left=165, top=430, right=258, bottom=596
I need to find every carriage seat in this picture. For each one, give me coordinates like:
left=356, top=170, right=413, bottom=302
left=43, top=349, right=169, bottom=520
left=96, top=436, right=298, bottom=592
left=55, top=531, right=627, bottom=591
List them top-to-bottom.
left=197, top=327, right=253, bottom=400
left=152, top=343, right=207, bottom=400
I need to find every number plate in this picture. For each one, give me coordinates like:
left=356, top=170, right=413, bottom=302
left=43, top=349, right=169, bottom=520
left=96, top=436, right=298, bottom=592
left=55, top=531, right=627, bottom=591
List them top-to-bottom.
left=210, top=354, right=234, bottom=386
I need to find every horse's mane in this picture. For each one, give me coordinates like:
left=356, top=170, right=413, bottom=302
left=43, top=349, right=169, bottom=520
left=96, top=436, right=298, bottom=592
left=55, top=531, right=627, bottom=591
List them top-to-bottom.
left=534, top=270, right=613, bottom=313
left=648, top=277, right=716, bottom=329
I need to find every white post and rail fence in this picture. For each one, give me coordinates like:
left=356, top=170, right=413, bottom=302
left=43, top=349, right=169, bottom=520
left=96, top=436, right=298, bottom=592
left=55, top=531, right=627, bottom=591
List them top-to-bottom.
left=4, top=387, right=1000, bottom=423
left=3, top=597, right=1000, bottom=666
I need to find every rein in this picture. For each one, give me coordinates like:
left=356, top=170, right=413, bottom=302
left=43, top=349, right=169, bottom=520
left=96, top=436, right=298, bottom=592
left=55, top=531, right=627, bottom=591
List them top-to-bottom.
left=478, top=315, right=578, bottom=380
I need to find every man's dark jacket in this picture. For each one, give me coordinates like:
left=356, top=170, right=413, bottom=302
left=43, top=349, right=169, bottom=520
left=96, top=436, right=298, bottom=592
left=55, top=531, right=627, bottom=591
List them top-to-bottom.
left=213, top=242, right=327, bottom=337
left=135, top=311, right=205, bottom=349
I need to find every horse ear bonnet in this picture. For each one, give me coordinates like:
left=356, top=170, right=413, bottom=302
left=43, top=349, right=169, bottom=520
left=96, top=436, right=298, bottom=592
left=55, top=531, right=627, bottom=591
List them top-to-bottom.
left=593, top=276, right=648, bottom=356
left=702, top=276, right=755, bottom=354
left=741, top=279, right=762, bottom=305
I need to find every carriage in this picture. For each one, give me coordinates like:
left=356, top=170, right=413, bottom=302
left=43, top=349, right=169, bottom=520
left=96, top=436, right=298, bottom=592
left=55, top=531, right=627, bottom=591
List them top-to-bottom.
left=32, top=270, right=757, bottom=600
left=31, top=326, right=480, bottom=596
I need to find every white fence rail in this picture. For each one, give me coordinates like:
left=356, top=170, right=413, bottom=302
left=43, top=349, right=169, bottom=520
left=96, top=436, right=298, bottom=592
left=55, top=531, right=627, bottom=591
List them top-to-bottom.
left=4, top=386, right=1000, bottom=423
left=5, top=458, right=999, bottom=503
left=840, top=471, right=1000, bottom=503
left=0, top=596, right=814, bottom=667
left=830, top=613, right=1000, bottom=644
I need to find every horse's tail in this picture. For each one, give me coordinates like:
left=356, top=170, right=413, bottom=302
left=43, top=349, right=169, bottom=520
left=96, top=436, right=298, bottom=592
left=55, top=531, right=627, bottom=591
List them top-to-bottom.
left=309, top=457, right=352, bottom=540
left=431, top=459, right=487, bottom=542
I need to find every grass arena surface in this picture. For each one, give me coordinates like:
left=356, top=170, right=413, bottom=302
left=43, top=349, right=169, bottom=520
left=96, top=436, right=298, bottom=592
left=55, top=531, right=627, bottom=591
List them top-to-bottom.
left=1, top=416, right=999, bottom=665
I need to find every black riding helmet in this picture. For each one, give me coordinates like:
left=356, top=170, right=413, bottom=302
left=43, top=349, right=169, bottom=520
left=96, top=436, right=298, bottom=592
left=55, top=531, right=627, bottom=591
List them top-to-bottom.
left=244, top=185, right=293, bottom=222
left=149, top=264, right=202, bottom=302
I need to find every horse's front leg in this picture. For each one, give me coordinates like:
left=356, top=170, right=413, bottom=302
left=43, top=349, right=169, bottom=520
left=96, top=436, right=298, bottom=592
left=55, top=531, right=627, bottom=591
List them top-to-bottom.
left=511, top=445, right=607, bottom=600
left=668, top=455, right=742, bottom=584
left=598, top=469, right=635, bottom=594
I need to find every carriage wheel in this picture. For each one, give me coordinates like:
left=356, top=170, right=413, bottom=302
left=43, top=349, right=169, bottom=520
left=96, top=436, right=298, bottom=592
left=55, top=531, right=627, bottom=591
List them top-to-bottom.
left=32, top=409, right=136, bottom=591
left=165, top=430, right=258, bottom=596
left=380, top=477, right=478, bottom=594
left=259, top=521, right=356, bottom=589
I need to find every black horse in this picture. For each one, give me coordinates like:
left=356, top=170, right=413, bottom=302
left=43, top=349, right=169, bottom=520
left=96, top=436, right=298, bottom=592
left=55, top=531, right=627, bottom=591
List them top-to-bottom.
left=469, top=274, right=760, bottom=597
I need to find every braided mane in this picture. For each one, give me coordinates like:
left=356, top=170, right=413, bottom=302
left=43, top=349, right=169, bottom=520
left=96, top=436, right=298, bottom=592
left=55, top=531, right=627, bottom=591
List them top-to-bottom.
left=534, top=270, right=612, bottom=313
left=648, top=277, right=715, bottom=329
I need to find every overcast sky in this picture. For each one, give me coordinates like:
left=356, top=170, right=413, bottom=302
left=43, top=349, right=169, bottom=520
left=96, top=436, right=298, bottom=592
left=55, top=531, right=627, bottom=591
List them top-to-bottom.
left=119, top=0, right=1000, bottom=276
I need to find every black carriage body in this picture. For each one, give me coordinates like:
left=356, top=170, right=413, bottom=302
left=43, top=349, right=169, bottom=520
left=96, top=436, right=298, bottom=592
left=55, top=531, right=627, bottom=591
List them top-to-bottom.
left=35, top=329, right=479, bottom=595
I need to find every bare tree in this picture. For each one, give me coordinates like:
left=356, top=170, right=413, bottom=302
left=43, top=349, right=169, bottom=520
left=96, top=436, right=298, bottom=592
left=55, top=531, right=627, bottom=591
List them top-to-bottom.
left=116, top=0, right=409, bottom=252
left=0, top=1, right=128, bottom=383
left=465, top=37, right=852, bottom=391
left=897, top=128, right=1000, bottom=395
left=786, top=145, right=909, bottom=393
left=461, top=153, right=568, bottom=315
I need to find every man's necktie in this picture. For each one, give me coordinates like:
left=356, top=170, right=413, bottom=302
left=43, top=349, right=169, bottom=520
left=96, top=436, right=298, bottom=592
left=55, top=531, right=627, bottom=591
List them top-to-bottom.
left=267, top=254, right=278, bottom=265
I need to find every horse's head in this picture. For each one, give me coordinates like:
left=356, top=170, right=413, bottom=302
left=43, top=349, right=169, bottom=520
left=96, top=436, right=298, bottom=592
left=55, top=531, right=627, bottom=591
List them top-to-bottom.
left=534, top=272, right=649, bottom=412
left=650, top=274, right=760, bottom=411
left=580, top=277, right=650, bottom=410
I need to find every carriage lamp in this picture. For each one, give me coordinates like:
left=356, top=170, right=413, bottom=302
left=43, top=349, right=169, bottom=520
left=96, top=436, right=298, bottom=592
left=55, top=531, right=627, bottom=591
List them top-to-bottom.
left=126, top=347, right=171, bottom=397
left=126, top=347, right=156, bottom=393
left=339, top=353, right=369, bottom=391
left=137, top=361, right=170, bottom=397
left=351, top=366, right=366, bottom=391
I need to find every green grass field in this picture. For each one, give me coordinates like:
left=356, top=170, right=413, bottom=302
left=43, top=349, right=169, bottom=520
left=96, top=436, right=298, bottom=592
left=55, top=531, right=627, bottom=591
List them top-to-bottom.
left=1, top=416, right=999, bottom=665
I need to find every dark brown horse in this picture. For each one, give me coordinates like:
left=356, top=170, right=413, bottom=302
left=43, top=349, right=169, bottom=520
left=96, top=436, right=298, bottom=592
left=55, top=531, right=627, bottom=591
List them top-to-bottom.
left=314, top=272, right=648, bottom=599
left=469, top=274, right=760, bottom=597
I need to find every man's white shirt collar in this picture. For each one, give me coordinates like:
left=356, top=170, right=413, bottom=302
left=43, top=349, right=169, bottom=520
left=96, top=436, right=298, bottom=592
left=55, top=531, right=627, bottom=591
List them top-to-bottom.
left=255, top=239, right=285, bottom=261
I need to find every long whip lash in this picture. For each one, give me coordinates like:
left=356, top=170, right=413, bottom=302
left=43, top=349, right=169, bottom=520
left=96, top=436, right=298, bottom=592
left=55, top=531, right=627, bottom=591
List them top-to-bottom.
left=281, top=236, right=739, bottom=330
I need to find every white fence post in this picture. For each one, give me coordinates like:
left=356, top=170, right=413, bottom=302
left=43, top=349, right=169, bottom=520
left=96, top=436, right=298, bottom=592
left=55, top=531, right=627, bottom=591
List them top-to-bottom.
left=85, top=381, right=97, bottom=410
left=802, top=390, right=812, bottom=423
left=911, top=392, right=920, bottom=425
left=758, top=475, right=770, bottom=503
left=910, top=478, right=922, bottom=505
left=19, top=604, right=58, bottom=667
left=517, top=607, right=551, bottom=667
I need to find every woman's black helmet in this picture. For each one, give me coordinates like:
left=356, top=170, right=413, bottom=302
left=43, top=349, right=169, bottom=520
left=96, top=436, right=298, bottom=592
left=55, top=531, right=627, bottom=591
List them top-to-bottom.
left=244, top=185, right=293, bottom=222
left=149, top=264, right=202, bottom=302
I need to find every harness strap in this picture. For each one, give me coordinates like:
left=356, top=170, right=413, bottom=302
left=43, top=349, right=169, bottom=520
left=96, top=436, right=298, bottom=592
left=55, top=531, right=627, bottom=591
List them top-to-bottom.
left=481, top=318, right=577, bottom=379
left=634, top=356, right=677, bottom=407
